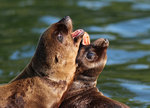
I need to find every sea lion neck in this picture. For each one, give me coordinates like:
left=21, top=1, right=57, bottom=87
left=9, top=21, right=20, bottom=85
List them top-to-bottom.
left=68, top=58, right=106, bottom=93
left=66, top=68, right=101, bottom=98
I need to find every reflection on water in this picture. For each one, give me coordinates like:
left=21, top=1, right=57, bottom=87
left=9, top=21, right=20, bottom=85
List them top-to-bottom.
left=0, top=0, right=150, bottom=107
left=19, top=0, right=34, bottom=7
left=108, top=0, right=134, bottom=2
left=78, top=1, right=110, bottom=10
left=132, top=3, right=150, bottom=11
left=32, top=16, right=60, bottom=33
left=40, top=16, right=60, bottom=25
left=85, top=17, right=150, bottom=38
left=105, top=17, right=150, bottom=37
left=85, top=26, right=103, bottom=32
left=32, top=28, right=46, bottom=34
left=90, top=34, right=116, bottom=40
left=140, top=39, right=150, bottom=45
left=10, top=45, right=35, bottom=60
left=107, top=49, right=150, bottom=65
left=127, top=64, right=149, bottom=70
left=0, top=70, right=3, bottom=75
left=9, top=71, right=14, bottom=76
left=100, top=79, right=150, bottom=107
left=118, top=79, right=150, bottom=103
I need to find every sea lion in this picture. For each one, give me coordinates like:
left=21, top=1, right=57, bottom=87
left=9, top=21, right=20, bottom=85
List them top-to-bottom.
left=0, top=16, right=84, bottom=108
left=60, top=37, right=129, bottom=108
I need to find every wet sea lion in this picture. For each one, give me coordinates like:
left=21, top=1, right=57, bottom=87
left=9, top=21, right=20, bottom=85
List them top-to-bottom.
left=0, top=16, right=84, bottom=108
left=60, top=37, right=129, bottom=108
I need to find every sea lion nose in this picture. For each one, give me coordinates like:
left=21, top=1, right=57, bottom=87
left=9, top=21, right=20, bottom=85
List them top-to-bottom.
left=58, top=16, right=71, bottom=24
left=58, top=16, right=72, bottom=32
left=64, top=16, right=71, bottom=21
left=92, top=38, right=109, bottom=48
left=103, top=38, right=109, bottom=47
left=104, top=39, right=109, bottom=44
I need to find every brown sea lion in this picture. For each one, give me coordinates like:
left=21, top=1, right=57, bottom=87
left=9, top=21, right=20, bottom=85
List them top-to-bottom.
left=0, top=16, right=84, bottom=108
left=60, top=37, right=129, bottom=108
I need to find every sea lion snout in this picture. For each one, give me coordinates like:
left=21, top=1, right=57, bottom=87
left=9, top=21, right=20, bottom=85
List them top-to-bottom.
left=56, top=16, right=84, bottom=46
left=58, top=16, right=72, bottom=33
left=59, top=16, right=72, bottom=24
left=92, top=38, right=109, bottom=48
left=104, top=38, right=109, bottom=45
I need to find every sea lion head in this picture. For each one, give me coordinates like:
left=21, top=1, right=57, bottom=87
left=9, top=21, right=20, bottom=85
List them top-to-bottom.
left=31, top=16, right=84, bottom=78
left=76, top=38, right=109, bottom=78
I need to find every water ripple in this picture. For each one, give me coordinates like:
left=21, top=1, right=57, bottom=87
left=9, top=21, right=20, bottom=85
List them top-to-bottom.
left=78, top=1, right=110, bottom=10
left=132, top=3, right=150, bottom=11
left=39, top=16, right=60, bottom=25
left=105, top=17, right=150, bottom=37
left=85, top=26, right=103, bottom=32
left=32, top=28, right=46, bottom=34
left=90, top=34, right=116, bottom=40
left=140, top=39, right=150, bottom=45
left=10, top=45, right=35, bottom=60
left=107, top=49, right=150, bottom=65
left=127, top=64, right=149, bottom=70
left=0, top=69, right=3, bottom=75
left=117, top=79, right=150, bottom=103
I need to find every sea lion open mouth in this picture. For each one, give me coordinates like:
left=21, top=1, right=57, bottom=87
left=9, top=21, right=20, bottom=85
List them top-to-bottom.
left=57, top=16, right=84, bottom=45
left=72, top=29, right=84, bottom=38
left=72, top=29, right=85, bottom=43
left=72, top=30, right=90, bottom=46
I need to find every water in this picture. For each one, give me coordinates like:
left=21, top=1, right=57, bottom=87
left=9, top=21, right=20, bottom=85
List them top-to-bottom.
left=0, top=0, right=150, bottom=107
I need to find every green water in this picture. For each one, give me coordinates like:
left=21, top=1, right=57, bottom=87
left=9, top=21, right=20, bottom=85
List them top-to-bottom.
left=0, top=0, right=150, bottom=107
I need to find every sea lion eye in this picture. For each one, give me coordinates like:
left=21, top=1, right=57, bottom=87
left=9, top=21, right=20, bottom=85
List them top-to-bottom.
left=57, top=33, right=63, bottom=43
left=86, top=52, right=96, bottom=61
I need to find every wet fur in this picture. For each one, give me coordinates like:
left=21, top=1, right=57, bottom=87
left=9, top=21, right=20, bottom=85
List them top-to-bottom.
left=0, top=17, right=83, bottom=108
left=60, top=39, right=129, bottom=108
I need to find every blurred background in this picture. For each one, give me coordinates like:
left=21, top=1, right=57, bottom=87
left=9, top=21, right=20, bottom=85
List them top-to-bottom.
left=0, top=0, right=150, bottom=107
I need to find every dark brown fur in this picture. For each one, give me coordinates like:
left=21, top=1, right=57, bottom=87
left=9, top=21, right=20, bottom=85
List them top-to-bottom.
left=0, top=16, right=83, bottom=108
left=60, top=38, right=129, bottom=108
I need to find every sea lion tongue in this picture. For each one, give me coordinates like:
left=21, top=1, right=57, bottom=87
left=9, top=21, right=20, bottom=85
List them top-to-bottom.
left=72, top=30, right=90, bottom=45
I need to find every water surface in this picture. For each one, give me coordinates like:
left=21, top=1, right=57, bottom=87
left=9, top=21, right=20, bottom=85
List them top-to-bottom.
left=0, top=0, right=150, bottom=107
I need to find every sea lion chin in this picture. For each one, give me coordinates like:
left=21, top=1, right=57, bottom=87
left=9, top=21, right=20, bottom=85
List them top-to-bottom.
left=0, top=16, right=84, bottom=108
